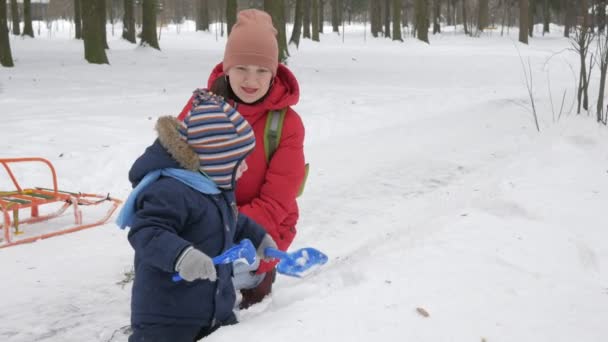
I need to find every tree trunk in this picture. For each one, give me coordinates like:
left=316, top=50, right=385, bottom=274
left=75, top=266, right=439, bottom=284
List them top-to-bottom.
left=1, top=0, right=13, bottom=67
left=9, top=0, right=18, bottom=35
left=21, top=0, right=33, bottom=37
left=74, top=0, right=82, bottom=39
left=82, top=0, right=109, bottom=64
left=100, top=0, right=108, bottom=49
left=122, top=0, right=135, bottom=43
left=141, top=0, right=160, bottom=49
left=196, top=0, right=209, bottom=31
left=226, top=0, right=237, bottom=35
left=264, top=0, right=289, bottom=62
left=289, top=0, right=303, bottom=46
left=303, top=0, right=311, bottom=38
left=312, top=0, right=320, bottom=41
left=319, top=0, right=324, bottom=33
left=331, top=0, right=339, bottom=32
left=371, top=0, right=380, bottom=37
left=384, top=0, right=391, bottom=38
left=392, top=0, right=403, bottom=41
left=415, top=0, right=429, bottom=42
left=433, top=0, right=441, bottom=34
left=462, top=0, right=469, bottom=35
left=478, top=0, right=488, bottom=31
left=519, top=0, right=528, bottom=43
left=528, top=0, right=534, bottom=37
left=542, top=0, right=549, bottom=34
left=564, top=0, right=573, bottom=37
left=599, top=0, right=607, bottom=33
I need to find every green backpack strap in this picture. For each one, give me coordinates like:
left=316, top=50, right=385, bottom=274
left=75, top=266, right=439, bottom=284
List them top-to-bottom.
left=263, top=109, right=309, bottom=197
left=264, top=109, right=287, bottom=163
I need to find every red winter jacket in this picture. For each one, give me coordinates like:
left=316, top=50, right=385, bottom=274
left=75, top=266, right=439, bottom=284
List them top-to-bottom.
left=177, top=63, right=306, bottom=273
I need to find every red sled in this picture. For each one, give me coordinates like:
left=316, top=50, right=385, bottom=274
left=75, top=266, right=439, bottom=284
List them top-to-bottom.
left=0, top=157, right=122, bottom=248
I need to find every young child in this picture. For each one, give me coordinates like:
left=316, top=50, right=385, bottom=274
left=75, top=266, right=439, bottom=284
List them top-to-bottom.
left=177, top=8, right=306, bottom=309
left=118, top=90, right=277, bottom=342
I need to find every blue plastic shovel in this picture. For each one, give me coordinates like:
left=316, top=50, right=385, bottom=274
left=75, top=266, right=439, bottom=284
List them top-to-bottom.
left=172, top=239, right=256, bottom=282
left=265, top=246, right=329, bottom=278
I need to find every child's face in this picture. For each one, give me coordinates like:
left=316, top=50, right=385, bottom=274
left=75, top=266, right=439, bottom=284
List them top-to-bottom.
left=226, top=65, right=273, bottom=103
left=235, top=160, right=248, bottom=180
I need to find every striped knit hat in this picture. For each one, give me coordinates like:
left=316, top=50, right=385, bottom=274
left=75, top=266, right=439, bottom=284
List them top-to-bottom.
left=179, top=89, right=255, bottom=189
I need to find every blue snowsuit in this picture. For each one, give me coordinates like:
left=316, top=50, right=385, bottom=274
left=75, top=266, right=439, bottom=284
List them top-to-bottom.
left=126, top=139, right=267, bottom=341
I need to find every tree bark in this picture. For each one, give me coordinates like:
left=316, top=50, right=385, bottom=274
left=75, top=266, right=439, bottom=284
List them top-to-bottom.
left=1, top=0, right=13, bottom=67
left=9, top=0, right=18, bottom=35
left=21, top=0, right=33, bottom=37
left=74, top=0, right=82, bottom=39
left=82, top=0, right=109, bottom=64
left=100, top=0, right=108, bottom=49
left=122, top=0, right=135, bottom=43
left=141, top=0, right=160, bottom=49
left=196, top=0, right=209, bottom=31
left=226, top=0, right=237, bottom=35
left=264, top=0, right=289, bottom=62
left=289, top=0, right=303, bottom=46
left=303, top=0, right=311, bottom=38
left=312, top=0, right=320, bottom=41
left=319, top=0, right=324, bottom=32
left=331, top=0, right=339, bottom=32
left=371, top=0, right=380, bottom=37
left=384, top=0, right=391, bottom=38
left=392, top=0, right=403, bottom=41
left=415, top=0, right=429, bottom=42
left=433, top=0, right=441, bottom=34
left=478, top=0, right=488, bottom=31
left=519, top=0, right=528, bottom=44
left=528, top=0, right=534, bottom=37
left=542, top=0, right=550, bottom=34
left=599, top=0, right=607, bottom=33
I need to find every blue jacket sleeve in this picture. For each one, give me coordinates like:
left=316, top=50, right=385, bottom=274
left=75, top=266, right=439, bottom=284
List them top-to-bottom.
left=127, top=180, right=192, bottom=273
left=235, top=213, right=267, bottom=249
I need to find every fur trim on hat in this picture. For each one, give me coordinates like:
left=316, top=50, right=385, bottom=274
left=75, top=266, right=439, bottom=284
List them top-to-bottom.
left=155, top=116, right=200, bottom=172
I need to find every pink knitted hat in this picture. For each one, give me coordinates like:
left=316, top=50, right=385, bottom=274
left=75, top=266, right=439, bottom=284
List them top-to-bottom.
left=223, top=9, right=279, bottom=76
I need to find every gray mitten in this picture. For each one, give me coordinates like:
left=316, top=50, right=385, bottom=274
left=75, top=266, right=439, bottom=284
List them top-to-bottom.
left=256, top=234, right=278, bottom=262
left=175, top=247, right=217, bottom=282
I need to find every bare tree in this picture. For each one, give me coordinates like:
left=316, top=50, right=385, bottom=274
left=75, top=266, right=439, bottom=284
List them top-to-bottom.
left=1, top=0, right=13, bottom=67
left=9, top=0, right=18, bottom=35
left=22, top=0, right=33, bottom=37
left=74, top=0, right=82, bottom=39
left=82, top=0, right=108, bottom=63
left=122, top=0, right=136, bottom=43
left=141, top=0, right=160, bottom=49
left=196, top=0, right=209, bottom=31
left=226, top=0, right=237, bottom=35
left=264, top=0, right=289, bottom=62
left=289, top=0, right=304, bottom=46
left=303, top=0, right=311, bottom=38
left=312, top=0, right=320, bottom=41
left=319, top=0, right=324, bottom=33
left=331, top=0, right=341, bottom=33
left=371, top=0, right=381, bottom=37
left=384, top=0, right=391, bottom=38
left=393, top=0, right=403, bottom=41
left=415, top=0, right=429, bottom=42
left=433, top=0, right=441, bottom=34
left=463, top=0, right=470, bottom=35
left=478, top=0, right=489, bottom=32
left=519, top=0, right=528, bottom=44
left=542, top=0, right=549, bottom=34
left=599, top=0, right=607, bottom=33
left=570, top=25, right=594, bottom=113
left=596, top=32, right=608, bottom=123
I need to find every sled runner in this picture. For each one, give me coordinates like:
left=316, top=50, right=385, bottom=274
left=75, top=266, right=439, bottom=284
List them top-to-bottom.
left=0, top=157, right=122, bottom=248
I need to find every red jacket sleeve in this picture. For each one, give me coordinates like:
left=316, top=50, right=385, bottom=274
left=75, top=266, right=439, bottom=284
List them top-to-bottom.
left=239, top=109, right=306, bottom=249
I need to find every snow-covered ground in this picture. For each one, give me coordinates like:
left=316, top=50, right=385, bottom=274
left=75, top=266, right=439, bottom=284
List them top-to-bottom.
left=1, top=22, right=607, bottom=341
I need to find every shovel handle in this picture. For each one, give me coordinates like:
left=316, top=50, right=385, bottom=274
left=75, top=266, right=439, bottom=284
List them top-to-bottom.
left=264, top=247, right=288, bottom=260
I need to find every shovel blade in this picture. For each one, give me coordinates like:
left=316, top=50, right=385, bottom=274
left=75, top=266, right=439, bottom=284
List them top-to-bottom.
left=274, top=247, right=328, bottom=278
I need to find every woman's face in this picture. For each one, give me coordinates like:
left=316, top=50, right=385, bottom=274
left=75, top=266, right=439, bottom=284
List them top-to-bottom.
left=226, top=65, right=273, bottom=103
